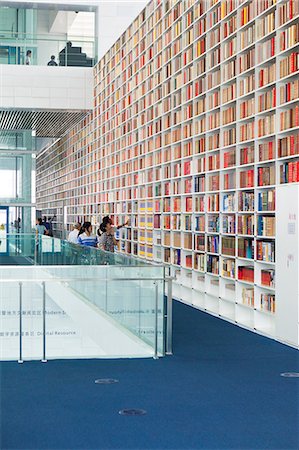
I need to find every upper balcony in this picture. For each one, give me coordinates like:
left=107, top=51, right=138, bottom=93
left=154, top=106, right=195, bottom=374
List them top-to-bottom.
left=0, top=5, right=95, bottom=137
left=0, top=33, right=96, bottom=68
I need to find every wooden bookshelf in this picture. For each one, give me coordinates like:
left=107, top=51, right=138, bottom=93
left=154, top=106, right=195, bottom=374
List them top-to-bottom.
left=36, top=0, right=299, bottom=346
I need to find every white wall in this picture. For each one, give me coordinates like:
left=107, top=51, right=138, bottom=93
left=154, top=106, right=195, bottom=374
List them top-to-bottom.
left=96, top=1, right=147, bottom=59
left=0, top=65, right=93, bottom=110
left=276, top=183, right=299, bottom=347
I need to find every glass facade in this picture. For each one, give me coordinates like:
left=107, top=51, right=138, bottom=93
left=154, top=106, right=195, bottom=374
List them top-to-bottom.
left=0, top=6, right=95, bottom=66
left=0, top=131, right=36, bottom=234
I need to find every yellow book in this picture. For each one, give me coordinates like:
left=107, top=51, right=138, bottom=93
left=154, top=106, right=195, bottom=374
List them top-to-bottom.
left=221, top=2, right=226, bottom=19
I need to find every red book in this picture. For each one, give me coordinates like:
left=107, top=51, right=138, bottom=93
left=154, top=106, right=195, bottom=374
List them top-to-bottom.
left=271, top=37, right=275, bottom=56
left=260, top=69, right=263, bottom=87
left=287, top=82, right=291, bottom=102
left=269, top=141, right=273, bottom=159
left=294, top=161, right=298, bottom=182
left=290, top=162, right=294, bottom=182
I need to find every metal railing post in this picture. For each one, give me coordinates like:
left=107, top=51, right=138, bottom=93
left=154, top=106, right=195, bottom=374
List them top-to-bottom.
left=105, top=266, right=108, bottom=313
left=166, top=277, right=173, bottom=355
left=41, top=281, right=47, bottom=363
left=154, top=281, right=159, bottom=360
left=18, top=282, right=23, bottom=364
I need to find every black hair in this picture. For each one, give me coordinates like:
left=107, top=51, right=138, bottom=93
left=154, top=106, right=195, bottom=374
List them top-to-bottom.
left=26, top=50, right=32, bottom=56
left=98, top=216, right=111, bottom=236
left=103, top=216, right=111, bottom=224
left=37, top=218, right=42, bottom=225
left=78, top=221, right=92, bottom=236
left=99, top=222, right=107, bottom=233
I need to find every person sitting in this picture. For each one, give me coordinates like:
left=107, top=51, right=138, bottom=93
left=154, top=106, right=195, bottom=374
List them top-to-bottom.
left=47, top=55, right=58, bottom=66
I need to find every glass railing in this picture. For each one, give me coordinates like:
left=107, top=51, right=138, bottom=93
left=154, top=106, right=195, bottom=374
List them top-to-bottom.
left=0, top=32, right=95, bottom=67
left=0, top=234, right=173, bottom=361
left=0, top=234, right=154, bottom=266
left=0, top=264, right=168, bottom=361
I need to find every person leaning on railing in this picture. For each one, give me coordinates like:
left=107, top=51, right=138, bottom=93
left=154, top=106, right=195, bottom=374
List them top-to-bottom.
left=97, top=216, right=128, bottom=253
left=77, top=222, right=98, bottom=247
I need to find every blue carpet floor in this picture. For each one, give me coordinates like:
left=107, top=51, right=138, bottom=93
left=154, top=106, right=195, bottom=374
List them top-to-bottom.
left=1, top=300, right=298, bottom=450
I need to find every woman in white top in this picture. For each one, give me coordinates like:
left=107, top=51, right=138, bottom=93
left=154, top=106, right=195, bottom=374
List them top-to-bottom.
left=67, top=222, right=81, bottom=244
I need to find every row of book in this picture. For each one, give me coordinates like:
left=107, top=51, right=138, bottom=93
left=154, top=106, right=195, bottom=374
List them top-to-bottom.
left=278, top=0, right=299, bottom=26
left=256, top=12, right=275, bottom=40
left=240, top=24, right=255, bottom=50
left=279, top=24, right=299, bottom=52
left=280, top=52, right=299, bottom=78
left=259, top=63, right=275, bottom=88
left=240, top=74, right=255, bottom=96
left=280, top=79, right=299, bottom=104
left=258, top=88, right=276, bottom=112
left=240, top=99, right=255, bottom=119
left=280, top=105, right=299, bottom=130
left=257, top=115, right=275, bottom=137
left=223, top=128, right=236, bottom=147
left=278, top=134, right=299, bottom=157
left=259, top=141, right=275, bottom=161
left=240, top=146, right=254, bottom=165
left=224, top=149, right=236, bottom=168
left=280, top=160, right=299, bottom=183
left=240, top=169, right=254, bottom=188
left=224, top=172, right=235, bottom=190
left=258, top=190, right=275, bottom=212
left=239, top=191, right=254, bottom=211
left=207, top=215, right=219, bottom=233
left=223, top=215, right=235, bottom=234
left=238, top=215, right=254, bottom=235
left=257, top=216, right=276, bottom=237
left=195, top=235, right=205, bottom=251
left=207, top=236, right=219, bottom=254
left=222, top=237, right=235, bottom=256
left=238, top=238, right=254, bottom=259
left=256, top=240, right=275, bottom=262
left=207, top=255, right=219, bottom=275
left=222, top=258, right=235, bottom=278
left=238, top=266, right=254, bottom=283
left=261, top=269, right=275, bottom=288
left=242, top=287, right=254, bottom=307
left=260, top=293, right=275, bottom=313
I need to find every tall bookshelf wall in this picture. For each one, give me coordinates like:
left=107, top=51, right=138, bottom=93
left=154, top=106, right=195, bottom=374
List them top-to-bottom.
left=37, top=0, right=299, bottom=342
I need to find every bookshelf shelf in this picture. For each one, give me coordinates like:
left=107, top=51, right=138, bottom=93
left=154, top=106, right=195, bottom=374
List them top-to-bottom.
left=36, top=0, right=299, bottom=348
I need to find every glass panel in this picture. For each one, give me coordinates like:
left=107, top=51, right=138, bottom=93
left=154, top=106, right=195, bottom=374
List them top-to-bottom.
left=0, top=263, right=166, bottom=360
left=0, top=282, right=20, bottom=360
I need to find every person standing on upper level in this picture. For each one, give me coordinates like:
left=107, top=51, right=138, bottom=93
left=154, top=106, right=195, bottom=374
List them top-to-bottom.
left=25, top=50, right=32, bottom=65
left=47, top=55, right=58, bottom=66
